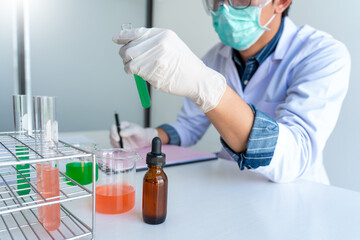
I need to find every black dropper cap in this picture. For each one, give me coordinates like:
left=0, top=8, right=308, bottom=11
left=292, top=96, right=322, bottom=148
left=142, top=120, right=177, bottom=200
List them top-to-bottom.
left=146, top=137, right=166, bottom=167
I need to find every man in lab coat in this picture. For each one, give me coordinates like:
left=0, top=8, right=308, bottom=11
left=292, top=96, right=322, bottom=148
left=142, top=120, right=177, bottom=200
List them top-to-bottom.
left=110, top=0, right=351, bottom=185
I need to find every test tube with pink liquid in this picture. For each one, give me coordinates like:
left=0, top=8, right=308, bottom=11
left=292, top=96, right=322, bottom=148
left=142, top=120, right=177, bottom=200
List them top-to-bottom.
left=33, top=96, right=60, bottom=231
left=37, top=161, right=60, bottom=231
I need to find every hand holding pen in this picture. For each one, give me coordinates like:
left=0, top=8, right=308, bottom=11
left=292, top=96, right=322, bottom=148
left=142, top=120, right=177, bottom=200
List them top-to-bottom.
left=110, top=121, right=158, bottom=150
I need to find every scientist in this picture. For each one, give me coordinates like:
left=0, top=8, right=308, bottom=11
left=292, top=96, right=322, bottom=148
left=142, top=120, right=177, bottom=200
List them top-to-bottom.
left=110, top=0, right=351, bottom=184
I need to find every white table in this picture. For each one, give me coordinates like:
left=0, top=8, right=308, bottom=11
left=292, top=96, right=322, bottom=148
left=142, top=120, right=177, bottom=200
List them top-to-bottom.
left=65, top=158, right=360, bottom=240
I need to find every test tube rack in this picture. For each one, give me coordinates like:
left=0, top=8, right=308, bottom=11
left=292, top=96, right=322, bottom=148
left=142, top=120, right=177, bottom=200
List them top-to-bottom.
left=0, top=131, right=96, bottom=240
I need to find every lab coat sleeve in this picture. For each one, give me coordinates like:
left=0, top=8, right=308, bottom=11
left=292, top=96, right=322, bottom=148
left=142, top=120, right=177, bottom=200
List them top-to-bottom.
left=253, top=41, right=351, bottom=183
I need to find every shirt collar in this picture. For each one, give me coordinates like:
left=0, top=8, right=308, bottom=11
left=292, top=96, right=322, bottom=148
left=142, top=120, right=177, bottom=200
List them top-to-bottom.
left=254, top=17, right=284, bottom=64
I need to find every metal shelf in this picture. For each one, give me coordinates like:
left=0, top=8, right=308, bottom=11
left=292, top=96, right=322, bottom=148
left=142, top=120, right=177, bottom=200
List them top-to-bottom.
left=0, top=132, right=95, bottom=239
left=0, top=132, right=93, bottom=167
left=0, top=165, right=92, bottom=215
left=0, top=205, right=92, bottom=240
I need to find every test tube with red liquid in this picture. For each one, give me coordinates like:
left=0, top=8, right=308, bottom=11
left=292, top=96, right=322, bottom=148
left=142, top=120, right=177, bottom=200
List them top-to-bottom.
left=33, top=96, right=60, bottom=231
left=37, top=161, right=60, bottom=231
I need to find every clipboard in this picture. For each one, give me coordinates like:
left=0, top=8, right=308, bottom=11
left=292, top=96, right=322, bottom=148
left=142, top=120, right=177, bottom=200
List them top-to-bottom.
left=135, top=145, right=217, bottom=171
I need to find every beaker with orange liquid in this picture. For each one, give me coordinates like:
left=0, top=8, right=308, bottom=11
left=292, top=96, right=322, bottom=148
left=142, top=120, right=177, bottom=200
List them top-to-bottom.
left=95, top=149, right=140, bottom=214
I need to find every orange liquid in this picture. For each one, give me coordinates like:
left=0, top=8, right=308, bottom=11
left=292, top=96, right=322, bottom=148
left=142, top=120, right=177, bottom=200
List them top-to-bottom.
left=42, top=165, right=60, bottom=231
left=96, top=184, right=135, bottom=214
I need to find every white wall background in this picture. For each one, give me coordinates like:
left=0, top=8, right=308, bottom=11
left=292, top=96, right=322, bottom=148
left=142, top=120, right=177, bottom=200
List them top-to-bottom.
left=0, top=0, right=15, bottom=131
left=0, top=0, right=148, bottom=132
left=29, top=0, right=147, bottom=132
left=151, top=0, right=360, bottom=192
left=290, top=1, right=360, bottom=192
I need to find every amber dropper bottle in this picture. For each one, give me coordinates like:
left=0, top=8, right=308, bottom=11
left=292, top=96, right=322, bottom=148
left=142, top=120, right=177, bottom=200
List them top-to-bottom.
left=142, top=137, right=168, bottom=224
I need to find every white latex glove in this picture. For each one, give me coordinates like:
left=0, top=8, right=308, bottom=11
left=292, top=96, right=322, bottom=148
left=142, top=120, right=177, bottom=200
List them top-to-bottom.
left=112, top=28, right=227, bottom=113
left=109, top=121, right=158, bottom=149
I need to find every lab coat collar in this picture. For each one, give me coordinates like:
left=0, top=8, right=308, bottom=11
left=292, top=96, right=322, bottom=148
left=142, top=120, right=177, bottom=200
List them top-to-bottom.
left=218, top=17, right=299, bottom=61
left=272, top=17, right=298, bottom=60
left=218, top=42, right=232, bottom=59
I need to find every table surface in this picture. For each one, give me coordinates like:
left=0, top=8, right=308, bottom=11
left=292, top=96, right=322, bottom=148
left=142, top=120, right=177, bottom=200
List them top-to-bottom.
left=65, top=158, right=360, bottom=240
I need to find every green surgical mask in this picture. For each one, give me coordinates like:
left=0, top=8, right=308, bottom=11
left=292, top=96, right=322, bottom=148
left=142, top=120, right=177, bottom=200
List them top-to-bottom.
left=212, top=1, right=275, bottom=51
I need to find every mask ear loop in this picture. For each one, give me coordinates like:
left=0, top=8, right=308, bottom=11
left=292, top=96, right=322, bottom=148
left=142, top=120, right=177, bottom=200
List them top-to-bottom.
left=258, top=0, right=277, bottom=31
left=258, top=0, right=276, bottom=31
left=262, top=14, right=276, bottom=31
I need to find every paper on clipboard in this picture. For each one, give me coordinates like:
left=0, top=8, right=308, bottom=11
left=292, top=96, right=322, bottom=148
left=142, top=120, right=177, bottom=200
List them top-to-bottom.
left=134, top=145, right=217, bottom=171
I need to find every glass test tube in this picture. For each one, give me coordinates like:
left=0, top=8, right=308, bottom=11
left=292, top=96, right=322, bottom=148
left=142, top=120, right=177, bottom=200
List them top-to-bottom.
left=122, top=23, right=151, bottom=108
left=13, top=95, right=31, bottom=196
left=13, top=95, right=31, bottom=134
left=33, top=96, right=60, bottom=231
left=33, top=96, right=58, bottom=147
left=33, top=96, right=44, bottom=223
left=41, top=161, right=60, bottom=231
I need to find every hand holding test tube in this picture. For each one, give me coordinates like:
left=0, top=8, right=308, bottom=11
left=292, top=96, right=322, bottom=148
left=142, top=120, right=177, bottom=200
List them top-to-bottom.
left=121, top=23, right=151, bottom=109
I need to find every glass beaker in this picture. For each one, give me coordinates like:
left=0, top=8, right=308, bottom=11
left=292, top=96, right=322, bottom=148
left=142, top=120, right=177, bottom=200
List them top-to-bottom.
left=65, top=144, right=99, bottom=186
left=95, top=149, right=140, bottom=214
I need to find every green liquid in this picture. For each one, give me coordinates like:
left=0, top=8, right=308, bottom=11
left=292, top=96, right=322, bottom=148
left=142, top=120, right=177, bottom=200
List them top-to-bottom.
left=134, top=74, right=151, bottom=108
left=15, top=146, right=31, bottom=195
left=65, top=162, right=98, bottom=185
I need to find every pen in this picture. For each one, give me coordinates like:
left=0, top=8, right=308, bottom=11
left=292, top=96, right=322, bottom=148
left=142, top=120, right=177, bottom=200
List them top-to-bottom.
left=114, top=112, right=124, bottom=148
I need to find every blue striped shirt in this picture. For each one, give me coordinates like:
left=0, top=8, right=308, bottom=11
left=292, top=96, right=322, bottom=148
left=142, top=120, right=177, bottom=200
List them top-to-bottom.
left=159, top=20, right=284, bottom=170
left=221, top=104, right=279, bottom=170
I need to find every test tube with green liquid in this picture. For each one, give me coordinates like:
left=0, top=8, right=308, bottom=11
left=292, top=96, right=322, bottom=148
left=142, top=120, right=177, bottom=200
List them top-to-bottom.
left=122, top=23, right=151, bottom=108
left=134, top=74, right=151, bottom=108
left=13, top=95, right=31, bottom=196
left=15, top=146, right=30, bottom=196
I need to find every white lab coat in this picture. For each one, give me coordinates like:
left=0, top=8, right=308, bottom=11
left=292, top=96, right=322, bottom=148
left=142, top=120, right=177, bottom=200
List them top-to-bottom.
left=170, top=17, right=351, bottom=184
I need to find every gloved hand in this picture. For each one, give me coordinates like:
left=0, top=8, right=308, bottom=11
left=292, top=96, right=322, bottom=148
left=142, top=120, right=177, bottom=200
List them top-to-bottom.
left=112, top=28, right=227, bottom=113
left=110, top=121, right=158, bottom=149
